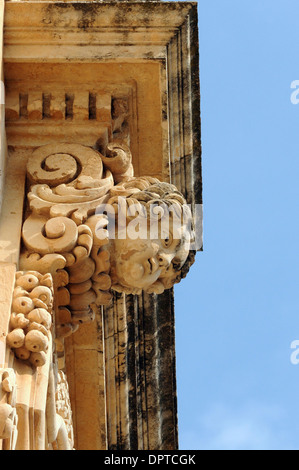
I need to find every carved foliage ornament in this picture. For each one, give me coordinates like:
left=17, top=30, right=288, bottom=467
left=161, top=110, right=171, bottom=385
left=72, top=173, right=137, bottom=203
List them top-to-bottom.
left=5, top=271, right=75, bottom=450
left=7, top=271, right=54, bottom=366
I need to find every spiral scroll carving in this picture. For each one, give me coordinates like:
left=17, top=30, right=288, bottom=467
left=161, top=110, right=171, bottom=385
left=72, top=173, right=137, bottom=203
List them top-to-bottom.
left=27, top=143, right=114, bottom=225
left=22, top=216, right=79, bottom=255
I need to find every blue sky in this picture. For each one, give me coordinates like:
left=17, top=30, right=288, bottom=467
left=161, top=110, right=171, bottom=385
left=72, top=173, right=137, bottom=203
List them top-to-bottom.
left=174, top=0, right=299, bottom=450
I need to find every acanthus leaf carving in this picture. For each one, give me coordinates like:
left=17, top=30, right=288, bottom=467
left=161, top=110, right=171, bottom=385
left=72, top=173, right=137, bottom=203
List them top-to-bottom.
left=26, top=143, right=114, bottom=225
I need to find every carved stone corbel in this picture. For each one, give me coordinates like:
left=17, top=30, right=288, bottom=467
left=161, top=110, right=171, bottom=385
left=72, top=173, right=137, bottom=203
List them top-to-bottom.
left=19, top=141, right=194, bottom=344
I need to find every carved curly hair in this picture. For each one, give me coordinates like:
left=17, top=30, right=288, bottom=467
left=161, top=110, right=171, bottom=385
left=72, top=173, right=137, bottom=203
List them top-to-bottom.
left=106, top=176, right=196, bottom=294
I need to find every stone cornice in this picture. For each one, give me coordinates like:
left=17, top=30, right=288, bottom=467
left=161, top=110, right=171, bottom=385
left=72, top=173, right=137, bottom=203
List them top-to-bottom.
left=4, top=2, right=196, bottom=61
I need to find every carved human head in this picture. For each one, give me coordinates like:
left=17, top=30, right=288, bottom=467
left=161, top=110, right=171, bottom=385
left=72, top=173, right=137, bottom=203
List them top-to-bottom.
left=97, top=177, right=195, bottom=295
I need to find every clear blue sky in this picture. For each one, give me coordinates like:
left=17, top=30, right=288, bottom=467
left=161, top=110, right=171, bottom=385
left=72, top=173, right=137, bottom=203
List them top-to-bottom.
left=173, top=0, right=299, bottom=450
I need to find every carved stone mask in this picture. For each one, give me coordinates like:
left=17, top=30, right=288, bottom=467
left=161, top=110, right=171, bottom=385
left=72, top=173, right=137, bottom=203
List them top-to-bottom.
left=109, top=208, right=192, bottom=295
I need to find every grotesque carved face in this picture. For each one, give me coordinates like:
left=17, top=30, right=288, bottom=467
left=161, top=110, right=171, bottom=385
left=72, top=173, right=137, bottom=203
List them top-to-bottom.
left=94, top=177, right=194, bottom=295
left=110, top=218, right=191, bottom=294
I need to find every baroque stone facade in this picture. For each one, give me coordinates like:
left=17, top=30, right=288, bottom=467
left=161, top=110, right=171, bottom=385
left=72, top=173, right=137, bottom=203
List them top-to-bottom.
left=0, top=0, right=201, bottom=450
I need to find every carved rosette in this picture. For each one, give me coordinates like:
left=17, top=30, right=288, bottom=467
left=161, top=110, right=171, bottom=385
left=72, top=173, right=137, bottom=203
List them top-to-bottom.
left=7, top=271, right=54, bottom=366
left=0, top=369, right=18, bottom=449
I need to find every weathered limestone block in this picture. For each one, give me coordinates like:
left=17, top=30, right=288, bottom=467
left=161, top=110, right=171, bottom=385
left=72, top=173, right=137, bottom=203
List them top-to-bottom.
left=5, top=90, right=19, bottom=121
left=72, top=91, right=89, bottom=121
left=27, top=92, right=43, bottom=121
left=48, top=92, right=66, bottom=120
left=94, top=93, right=111, bottom=122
